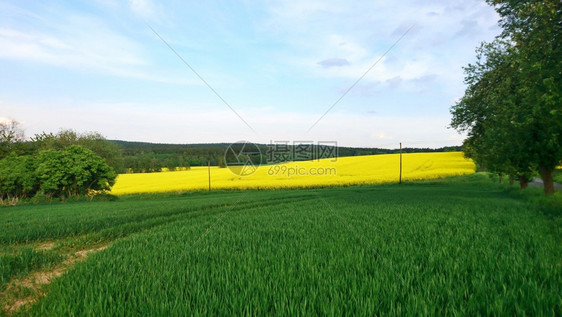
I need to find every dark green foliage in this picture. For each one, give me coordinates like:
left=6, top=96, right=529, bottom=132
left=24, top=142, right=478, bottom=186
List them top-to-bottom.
left=451, top=0, right=562, bottom=194
left=452, top=41, right=536, bottom=184
left=0, top=127, right=122, bottom=203
left=33, top=130, right=123, bottom=173
left=0, top=145, right=116, bottom=201
left=35, top=146, right=116, bottom=197
left=0, top=153, right=37, bottom=200
left=218, top=155, right=227, bottom=168
left=0, top=175, right=559, bottom=315
left=28, top=192, right=52, bottom=205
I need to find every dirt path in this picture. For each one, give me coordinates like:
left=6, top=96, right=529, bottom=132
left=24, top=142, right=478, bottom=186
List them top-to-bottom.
left=529, top=177, right=562, bottom=190
left=2, top=245, right=108, bottom=315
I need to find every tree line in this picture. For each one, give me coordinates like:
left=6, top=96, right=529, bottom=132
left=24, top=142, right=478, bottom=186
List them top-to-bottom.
left=451, top=0, right=561, bottom=195
left=116, top=140, right=461, bottom=173
left=116, top=140, right=227, bottom=173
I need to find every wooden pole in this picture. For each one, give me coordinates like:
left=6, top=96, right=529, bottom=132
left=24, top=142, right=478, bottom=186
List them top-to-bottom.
left=399, top=142, right=402, bottom=184
left=208, top=160, right=211, bottom=191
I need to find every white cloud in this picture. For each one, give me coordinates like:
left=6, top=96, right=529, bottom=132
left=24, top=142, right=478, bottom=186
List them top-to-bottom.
left=127, top=0, right=164, bottom=21
left=128, top=0, right=151, bottom=17
left=259, top=0, right=500, bottom=87
left=0, top=5, right=195, bottom=85
left=0, top=15, right=146, bottom=74
left=370, top=132, right=392, bottom=140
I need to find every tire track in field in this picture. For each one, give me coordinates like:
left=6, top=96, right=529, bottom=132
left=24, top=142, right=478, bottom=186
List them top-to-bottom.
left=2, top=245, right=108, bottom=315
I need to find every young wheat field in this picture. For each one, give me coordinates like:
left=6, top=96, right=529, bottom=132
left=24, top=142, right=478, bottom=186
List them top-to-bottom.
left=1, top=174, right=560, bottom=315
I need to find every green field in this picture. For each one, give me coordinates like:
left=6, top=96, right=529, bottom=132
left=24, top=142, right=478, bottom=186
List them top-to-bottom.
left=1, top=174, right=561, bottom=315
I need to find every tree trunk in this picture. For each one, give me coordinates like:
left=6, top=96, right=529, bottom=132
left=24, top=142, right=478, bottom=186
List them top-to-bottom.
left=539, top=166, right=555, bottom=195
left=498, top=174, right=503, bottom=184
left=519, top=176, right=528, bottom=189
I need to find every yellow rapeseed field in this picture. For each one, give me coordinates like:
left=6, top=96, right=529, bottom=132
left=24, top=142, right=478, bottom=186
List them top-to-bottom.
left=111, top=152, right=475, bottom=195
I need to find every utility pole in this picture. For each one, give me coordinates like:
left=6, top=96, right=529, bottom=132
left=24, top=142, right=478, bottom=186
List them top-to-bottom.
left=399, top=142, right=402, bottom=184
left=208, top=160, right=211, bottom=191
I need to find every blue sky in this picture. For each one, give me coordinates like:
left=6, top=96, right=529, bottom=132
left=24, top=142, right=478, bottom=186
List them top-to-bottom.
left=0, top=0, right=501, bottom=147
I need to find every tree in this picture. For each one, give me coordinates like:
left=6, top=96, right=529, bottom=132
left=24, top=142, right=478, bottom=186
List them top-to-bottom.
left=451, top=0, right=561, bottom=195
left=491, top=0, right=561, bottom=195
left=452, top=41, right=533, bottom=187
left=0, top=119, right=25, bottom=159
left=33, top=130, right=124, bottom=173
left=77, top=132, right=124, bottom=173
left=35, top=145, right=116, bottom=197
left=0, top=153, right=37, bottom=200
left=218, top=156, right=227, bottom=168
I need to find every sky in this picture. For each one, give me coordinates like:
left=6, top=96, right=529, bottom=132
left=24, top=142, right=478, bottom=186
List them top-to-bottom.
left=0, top=0, right=502, bottom=148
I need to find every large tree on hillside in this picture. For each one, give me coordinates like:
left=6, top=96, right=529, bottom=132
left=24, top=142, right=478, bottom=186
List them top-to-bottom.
left=451, top=0, right=561, bottom=195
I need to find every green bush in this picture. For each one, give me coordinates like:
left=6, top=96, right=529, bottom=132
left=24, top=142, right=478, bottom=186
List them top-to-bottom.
left=0, top=145, right=116, bottom=201
left=36, top=145, right=116, bottom=197
left=0, top=153, right=37, bottom=200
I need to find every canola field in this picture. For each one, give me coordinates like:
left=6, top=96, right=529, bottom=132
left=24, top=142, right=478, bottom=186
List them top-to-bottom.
left=111, top=152, right=475, bottom=195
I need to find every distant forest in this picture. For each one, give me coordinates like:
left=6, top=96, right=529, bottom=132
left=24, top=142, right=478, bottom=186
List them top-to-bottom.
left=114, top=140, right=461, bottom=173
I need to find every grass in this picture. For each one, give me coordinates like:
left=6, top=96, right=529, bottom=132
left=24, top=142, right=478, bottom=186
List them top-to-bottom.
left=486, top=172, right=562, bottom=215
left=1, top=174, right=560, bottom=315
left=0, top=248, right=64, bottom=291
